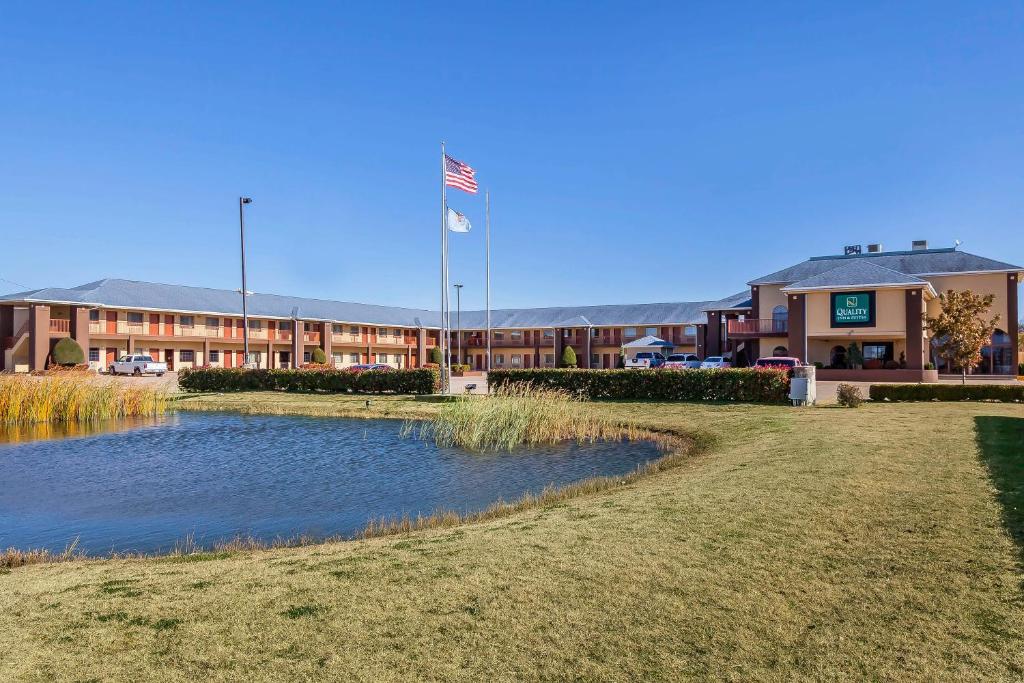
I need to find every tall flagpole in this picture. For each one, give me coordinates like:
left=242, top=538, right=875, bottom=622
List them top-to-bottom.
left=440, top=142, right=449, bottom=393
left=485, top=189, right=491, bottom=374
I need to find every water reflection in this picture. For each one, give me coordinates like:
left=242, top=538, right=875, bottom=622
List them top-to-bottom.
left=0, top=414, right=177, bottom=445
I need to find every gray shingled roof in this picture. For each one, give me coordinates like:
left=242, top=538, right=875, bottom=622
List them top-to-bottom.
left=749, top=248, right=1021, bottom=285
left=781, top=261, right=932, bottom=291
left=0, top=278, right=714, bottom=329
left=702, top=290, right=753, bottom=311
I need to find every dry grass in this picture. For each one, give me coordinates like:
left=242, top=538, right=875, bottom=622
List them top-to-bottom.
left=0, top=374, right=168, bottom=425
left=405, top=382, right=654, bottom=452
left=1, top=398, right=1022, bottom=681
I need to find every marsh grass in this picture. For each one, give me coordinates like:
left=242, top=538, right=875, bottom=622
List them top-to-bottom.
left=0, top=374, right=168, bottom=425
left=405, top=382, right=652, bottom=452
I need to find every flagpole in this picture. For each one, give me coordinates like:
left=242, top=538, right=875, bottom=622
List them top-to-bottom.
left=440, top=142, right=449, bottom=394
left=485, top=189, right=491, bottom=374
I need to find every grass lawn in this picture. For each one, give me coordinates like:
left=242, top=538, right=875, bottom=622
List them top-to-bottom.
left=1, top=394, right=1022, bottom=681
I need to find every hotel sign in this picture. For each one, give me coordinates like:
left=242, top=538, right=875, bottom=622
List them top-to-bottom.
left=830, top=291, right=875, bottom=328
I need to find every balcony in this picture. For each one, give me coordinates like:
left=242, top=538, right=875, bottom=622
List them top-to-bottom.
left=48, top=318, right=70, bottom=335
left=727, top=318, right=788, bottom=337
left=332, top=333, right=363, bottom=344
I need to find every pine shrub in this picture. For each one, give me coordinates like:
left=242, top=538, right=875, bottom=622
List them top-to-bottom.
left=50, top=337, right=85, bottom=367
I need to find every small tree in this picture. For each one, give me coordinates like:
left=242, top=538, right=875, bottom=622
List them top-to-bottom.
left=925, top=289, right=1000, bottom=384
left=51, top=337, right=85, bottom=367
left=846, top=341, right=863, bottom=370
left=561, top=345, right=577, bottom=368
left=310, top=346, right=327, bottom=365
left=429, top=346, right=443, bottom=365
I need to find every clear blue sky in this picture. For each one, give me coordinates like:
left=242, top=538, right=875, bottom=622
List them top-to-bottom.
left=2, top=2, right=1022, bottom=311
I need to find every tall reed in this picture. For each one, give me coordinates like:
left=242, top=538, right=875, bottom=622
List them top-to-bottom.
left=0, top=374, right=168, bottom=425
left=406, top=382, right=651, bottom=452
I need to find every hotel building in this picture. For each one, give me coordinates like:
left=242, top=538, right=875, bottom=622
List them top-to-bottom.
left=1, top=242, right=1019, bottom=381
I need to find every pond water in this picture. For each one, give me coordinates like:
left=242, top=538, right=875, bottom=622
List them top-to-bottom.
left=0, top=412, right=661, bottom=555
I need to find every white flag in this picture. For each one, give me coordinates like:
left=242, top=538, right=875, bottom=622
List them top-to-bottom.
left=447, top=207, right=472, bottom=233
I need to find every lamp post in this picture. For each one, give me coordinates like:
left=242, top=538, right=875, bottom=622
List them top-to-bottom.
left=239, top=197, right=253, bottom=365
left=453, top=283, right=463, bottom=365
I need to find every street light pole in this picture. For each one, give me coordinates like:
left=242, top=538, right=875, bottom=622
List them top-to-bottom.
left=239, top=197, right=253, bottom=365
left=454, top=283, right=463, bottom=365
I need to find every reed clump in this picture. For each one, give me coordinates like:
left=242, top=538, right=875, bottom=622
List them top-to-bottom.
left=0, top=374, right=168, bottom=425
left=406, top=382, right=659, bottom=452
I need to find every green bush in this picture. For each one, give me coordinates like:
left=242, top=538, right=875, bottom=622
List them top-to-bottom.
left=50, top=338, right=85, bottom=366
left=561, top=345, right=577, bottom=368
left=429, top=346, right=443, bottom=365
left=310, top=347, right=327, bottom=364
left=178, top=367, right=439, bottom=394
left=488, top=368, right=791, bottom=403
left=835, top=383, right=863, bottom=407
left=869, top=383, right=1024, bottom=402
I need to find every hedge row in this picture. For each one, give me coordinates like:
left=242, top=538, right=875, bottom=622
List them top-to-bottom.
left=178, top=367, right=439, bottom=394
left=488, top=368, right=791, bottom=403
left=869, top=383, right=1024, bottom=402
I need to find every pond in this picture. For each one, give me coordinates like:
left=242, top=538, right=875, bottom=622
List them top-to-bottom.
left=0, top=412, right=662, bottom=555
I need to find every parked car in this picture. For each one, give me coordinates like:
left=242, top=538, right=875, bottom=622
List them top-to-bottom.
left=625, top=352, right=667, bottom=369
left=663, top=353, right=702, bottom=369
left=109, top=354, right=167, bottom=377
left=700, top=356, right=732, bottom=369
left=753, top=356, right=802, bottom=369
left=349, top=363, right=392, bottom=371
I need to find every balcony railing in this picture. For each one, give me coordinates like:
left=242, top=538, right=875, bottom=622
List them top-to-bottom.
left=48, top=318, right=70, bottom=334
left=727, top=318, right=788, bottom=336
left=331, top=333, right=363, bottom=344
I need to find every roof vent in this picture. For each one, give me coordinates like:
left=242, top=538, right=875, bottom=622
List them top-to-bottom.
left=912, top=240, right=928, bottom=251
left=867, top=243, right=882, bottom=253
left=843, top=245, right=862, bottom=256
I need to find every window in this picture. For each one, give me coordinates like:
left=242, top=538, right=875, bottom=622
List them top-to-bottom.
left=772, top=306, right=788, bottom=322
left=89, top=309, right=100, bottom=321
left=127, top=312, right=144, bottom=324
left=179, top=315, right=194, bottom=327
left=206, top=317, right=220, bottom=328
left=248, top=319, right=261, bottom=330
left=304, top=322, right=312, bottom=331
left=332, top=324, right=343, bottom=334
left=350, top=325, right=359, bottom=336
left=684, top=325, right=697, bottom=336
left=378, top=327, right=388, bottom=338
left=625, top=327, right=637, bottom=337
left=645, top=327, right=658, bottom=337
left=392, top=329, right=400, bottom=337
left=563, top=329, right=573, bottom=338
left=592, top=329, right=600, bottom=337
left=494, top=331, right=504, bottom=340
left=511, top=331, right=522, bottom=340
left=863, top=343, right=893, bottom=362
left=772, top=346, right=788, bottom=357
left=88, top=348, right=100, bottom=362
left=180, top=350, right=195, bottom=362
left=209, top=350, right=220, bottom=362
left=279, top=351, right=290, bottom=364
left=303, top=352, right=311, bottom=363
left=332, top=352, right=343, bottom=366
left=350, top=353, right=360, bottom=363
left=544, top=353, right=555, bottom=366
left=495, top=354, right=505, bottom=365
left=511, top=354, right=522, bottom=366
left=591, top=354, right=600, bottom=367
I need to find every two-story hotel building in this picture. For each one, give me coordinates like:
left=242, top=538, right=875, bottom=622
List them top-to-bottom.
left=2, top=242, right=1020, bottom=381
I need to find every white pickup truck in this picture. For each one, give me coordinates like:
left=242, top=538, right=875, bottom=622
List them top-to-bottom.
left=625, top=351, right=666, bottom=369
left=109, top=354, right=167, bottom=377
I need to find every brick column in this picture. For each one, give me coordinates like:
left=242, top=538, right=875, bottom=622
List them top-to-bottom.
left=1009, top=273, right=1019, bottom=372
left=904, top=288, right=924, bottom=370
left=787, top=294, right=806, bottom=362
left=29, top=304, right=50, bottom=371
left=0, top=305, right=13, bottom=371
left=70, top=306, right=91, bottom=359
left=706, top=311, right=721, bottom=356
left=291, top=320, right=303, bottom=368
left=319, top=321, right=331, bottom=359
left=694, top=323, right=705, bottom=358
left=417, top=328, right=427, bottom=367
left=554, top=328, right=564, bottom=367
left=583, top=328, right=592, bottom=368
left=533, top=331, right=541, bottom=368
left=202, top=338, right=211, bottom=366
left=268, top=340, right=275, bottom=368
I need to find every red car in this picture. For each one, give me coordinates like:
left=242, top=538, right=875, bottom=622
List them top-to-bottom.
left=753, top=356, right=802, bottom=369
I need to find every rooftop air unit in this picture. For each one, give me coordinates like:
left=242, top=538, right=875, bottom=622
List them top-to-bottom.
left=912, top=240, right=928, bottom=251
left=867, top=243, right=882, bottom=253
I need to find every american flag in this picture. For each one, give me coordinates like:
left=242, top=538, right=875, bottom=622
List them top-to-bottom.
left=444, top=154, right=478, bottom=194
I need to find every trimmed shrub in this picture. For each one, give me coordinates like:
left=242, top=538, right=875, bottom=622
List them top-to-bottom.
left=51, top=338, right=85, bottom=367
left=561, top=345, right=577, bottom=368
left=429, top=346, right=443, bottom=365
left=310, top=347, right=327, bottom=365
left=178, top=367, right=439, bottom=394
left=488, top=368, right=790, bottom=403
left=835, top=383, right=863, bottom=407
left=869, top=383, right=1024, bottom=402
